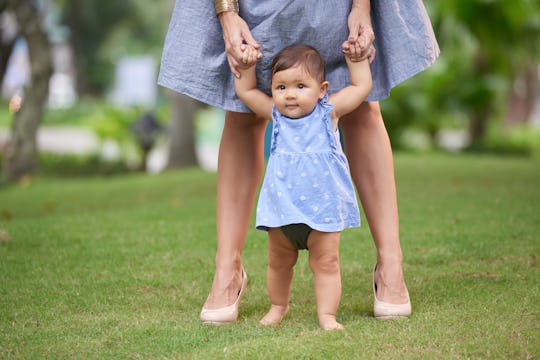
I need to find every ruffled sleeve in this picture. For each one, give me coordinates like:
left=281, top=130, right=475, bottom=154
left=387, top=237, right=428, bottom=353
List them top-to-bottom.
left=319, top=92, right=334, bottom=112
left=319, top=93, right=334, bottom=114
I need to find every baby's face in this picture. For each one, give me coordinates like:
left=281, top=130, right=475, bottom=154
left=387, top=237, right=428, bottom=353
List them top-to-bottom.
left=271, top=65, right=326, bottom=119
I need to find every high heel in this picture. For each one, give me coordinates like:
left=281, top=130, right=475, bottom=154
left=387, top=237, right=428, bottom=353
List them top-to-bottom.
left=373, top=264, right=411, bottom=320
left=200, top=268, right=248, bottom=324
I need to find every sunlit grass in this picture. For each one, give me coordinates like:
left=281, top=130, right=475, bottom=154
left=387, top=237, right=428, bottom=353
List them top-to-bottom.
left=0, top=153, right=538, bottom=359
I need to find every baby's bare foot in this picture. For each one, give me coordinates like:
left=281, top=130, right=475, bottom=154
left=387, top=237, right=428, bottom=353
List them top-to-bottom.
left=259, top=305, right=289, bottom=326
left=319, top=315, right=344, bottom=331
left=321, top=322, right=344, bottom=331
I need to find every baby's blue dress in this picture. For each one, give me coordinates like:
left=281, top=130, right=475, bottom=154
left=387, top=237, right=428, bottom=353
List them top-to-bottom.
left=158, top=1, right=439, bottom=112
left=256, top=95, right=360, bottom=233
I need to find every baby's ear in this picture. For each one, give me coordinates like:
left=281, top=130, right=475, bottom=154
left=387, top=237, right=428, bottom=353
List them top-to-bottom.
left=319, top=81, right=329, bottom=99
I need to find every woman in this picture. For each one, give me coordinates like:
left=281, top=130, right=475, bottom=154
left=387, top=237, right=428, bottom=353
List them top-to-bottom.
left=158, top=0, right=439, bottom=322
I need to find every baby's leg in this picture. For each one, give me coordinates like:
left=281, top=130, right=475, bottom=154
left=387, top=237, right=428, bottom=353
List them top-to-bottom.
left=260, top=228, right=299, bottom=326
left=307, top=231, right=343, bottom=330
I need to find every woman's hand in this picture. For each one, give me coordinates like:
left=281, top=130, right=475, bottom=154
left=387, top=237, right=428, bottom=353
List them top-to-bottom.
left=342, top=3, right=376, bottom=63
left=218, top=11, right=262, bottom=78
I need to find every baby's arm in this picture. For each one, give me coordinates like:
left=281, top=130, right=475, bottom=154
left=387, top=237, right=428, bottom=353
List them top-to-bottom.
left=328, top=42, right=373, bottom=120
left=234, top=46, right=273, bottom=120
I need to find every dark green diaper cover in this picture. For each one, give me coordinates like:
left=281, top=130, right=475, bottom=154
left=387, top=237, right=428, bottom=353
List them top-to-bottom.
left=280, top=223, right=313, bottom=250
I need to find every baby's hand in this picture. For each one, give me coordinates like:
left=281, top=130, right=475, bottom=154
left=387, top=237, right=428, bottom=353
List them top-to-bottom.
left=342, top=40, right=375, bottom=63
left=239, top=44, right=261, bottom=68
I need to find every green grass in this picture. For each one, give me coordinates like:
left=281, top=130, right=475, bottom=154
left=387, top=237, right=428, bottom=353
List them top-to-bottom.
left=0, top=153, right=538, bottom=359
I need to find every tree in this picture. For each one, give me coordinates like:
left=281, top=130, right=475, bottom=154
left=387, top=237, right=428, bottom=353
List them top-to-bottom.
left=1, top=0, right=52, bottom=181
left=59, top=0, right=170, bottom=95
left=60, top=0, right=132, bottom=94
left=381, top=0, right=540, bottom=150
left=429, top=0, right=539, bottom=147
left=0, top=2, right=17, bottom=87
left=166, top=93, right=200, bottom=168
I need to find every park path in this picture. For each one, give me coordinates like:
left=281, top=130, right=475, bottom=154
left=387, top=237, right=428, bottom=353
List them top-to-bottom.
left=0, top=126, right=218, bottom=172
left=0, top=126, right=98, bottom=154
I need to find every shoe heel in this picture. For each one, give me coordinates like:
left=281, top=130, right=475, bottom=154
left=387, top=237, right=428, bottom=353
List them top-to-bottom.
left=373, top=264, right=411, bottom=320
left=200, top=268, right=248, bottom=324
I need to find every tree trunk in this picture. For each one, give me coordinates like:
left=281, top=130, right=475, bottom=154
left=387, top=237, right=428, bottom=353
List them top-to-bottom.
left=2, top=0, right=52, bottom=181
left=64, top=0, right=84, bottom=95
left=0, top=8, right=17, bottom=86
left=0, top=38, right=15, bottom=87
left=467, top=54, right=494, bottom=148
left=504, top=62, right=540, bottom=127
left=166, top=92, right=200, bottom=169
left=468, top=107, right=491, bottom=148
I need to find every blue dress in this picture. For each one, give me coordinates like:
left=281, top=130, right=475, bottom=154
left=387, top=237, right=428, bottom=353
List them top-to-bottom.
left=158, top=0, right=439, bottom=112
left=256, top=95, right=360, bottom=233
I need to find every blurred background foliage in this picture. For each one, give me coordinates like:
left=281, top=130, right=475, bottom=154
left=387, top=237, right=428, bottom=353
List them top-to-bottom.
left=1, top=0, right=539, bottom=178
left=57, top=0, right=170, bottom=94
left=382, top=0, right=540, bottom=153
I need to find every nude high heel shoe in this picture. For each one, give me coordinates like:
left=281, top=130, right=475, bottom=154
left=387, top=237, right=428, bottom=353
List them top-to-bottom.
left=373, top=264, right=411, bottom=320
left=200, top=268, right=248, bottom=324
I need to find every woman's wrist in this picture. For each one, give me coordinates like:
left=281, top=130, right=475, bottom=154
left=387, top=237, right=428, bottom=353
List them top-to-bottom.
left=215, top=0, right=239, bottom=16
left=350, top=0, right=372, bottom=25
left=351, top=0, right=370, bottom=12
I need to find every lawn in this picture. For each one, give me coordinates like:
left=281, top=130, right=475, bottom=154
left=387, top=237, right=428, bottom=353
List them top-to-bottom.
left=0, top=153, right=538, bottom=359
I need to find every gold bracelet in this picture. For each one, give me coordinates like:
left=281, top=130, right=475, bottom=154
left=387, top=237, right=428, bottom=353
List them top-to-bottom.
left=215, top=0, right=239, bottom=15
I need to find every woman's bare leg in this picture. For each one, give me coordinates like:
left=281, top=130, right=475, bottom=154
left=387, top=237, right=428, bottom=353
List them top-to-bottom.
left=340, top=102, right=409, bottom=305
left=203, top=111, right=267, bottom=310
left=260, top=228, right=298, bottom=326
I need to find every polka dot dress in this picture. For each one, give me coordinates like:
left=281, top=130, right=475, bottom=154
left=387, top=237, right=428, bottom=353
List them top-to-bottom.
left=256, top=95, right=360, bottom=233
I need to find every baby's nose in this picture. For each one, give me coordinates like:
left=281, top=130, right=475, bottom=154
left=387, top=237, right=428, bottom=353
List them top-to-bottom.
left=285, top=89, right=296, bottom=98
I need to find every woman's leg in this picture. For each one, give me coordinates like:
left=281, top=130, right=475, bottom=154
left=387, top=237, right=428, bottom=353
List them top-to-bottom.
left=340, top=101, right=409, bottom=305
left=203, top=111, right=267, bottom=310
left=260, top=228, right=298, bottom=326
left=307, top=231, right=343, bottom=330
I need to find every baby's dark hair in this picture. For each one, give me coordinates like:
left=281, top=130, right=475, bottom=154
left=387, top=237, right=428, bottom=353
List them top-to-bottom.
left=271, top=44, right=326, bottom=83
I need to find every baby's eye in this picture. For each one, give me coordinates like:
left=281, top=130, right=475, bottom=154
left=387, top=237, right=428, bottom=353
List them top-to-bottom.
left=297, top=84, right=305, bottom=89
left=277, top=85, right=286, bottom=91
